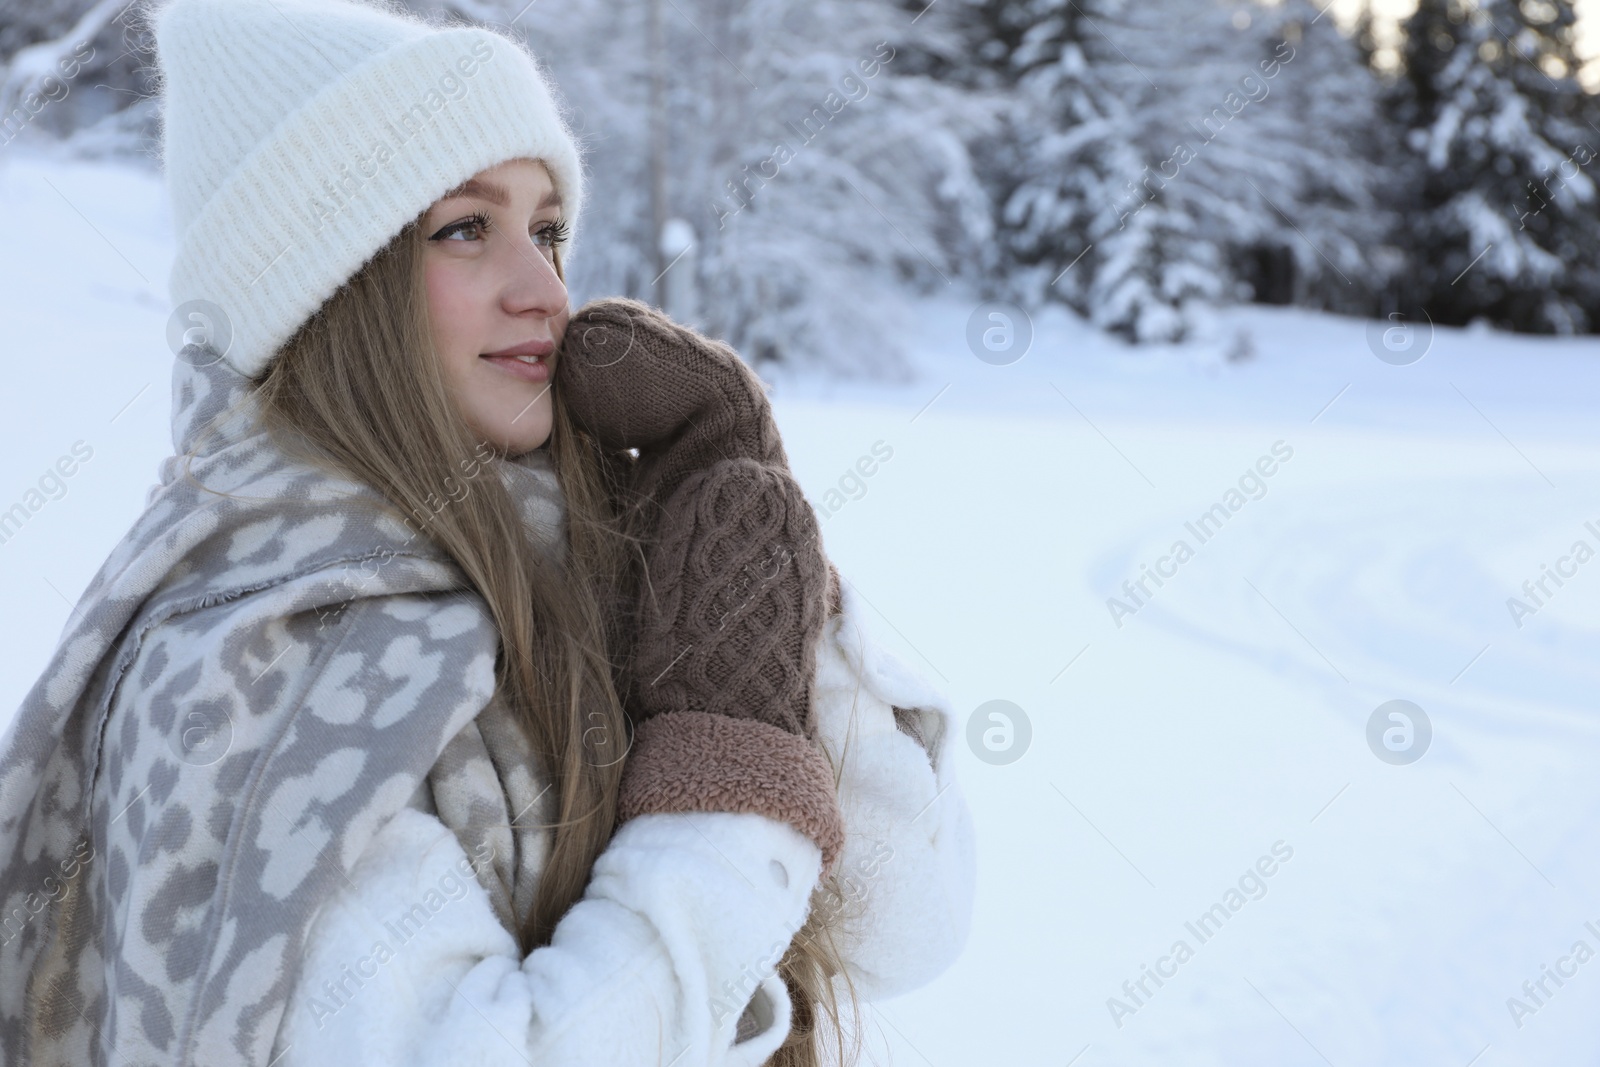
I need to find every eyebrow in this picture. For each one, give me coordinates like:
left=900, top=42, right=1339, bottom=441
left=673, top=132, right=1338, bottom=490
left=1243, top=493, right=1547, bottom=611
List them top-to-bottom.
left=439, top=177, right=561, bottom=211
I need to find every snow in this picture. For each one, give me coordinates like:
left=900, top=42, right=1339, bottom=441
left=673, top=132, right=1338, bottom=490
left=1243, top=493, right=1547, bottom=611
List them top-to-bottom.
left=6, top=150, right=1600, bottom=1065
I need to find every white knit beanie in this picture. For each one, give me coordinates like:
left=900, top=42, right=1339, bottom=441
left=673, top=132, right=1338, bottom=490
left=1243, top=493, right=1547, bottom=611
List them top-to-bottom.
left=153, top=0, right=586, bottom=378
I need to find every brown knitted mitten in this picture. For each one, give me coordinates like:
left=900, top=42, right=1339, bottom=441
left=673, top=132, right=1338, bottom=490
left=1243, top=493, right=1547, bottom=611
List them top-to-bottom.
left=560, top=297, right=845, bottom=873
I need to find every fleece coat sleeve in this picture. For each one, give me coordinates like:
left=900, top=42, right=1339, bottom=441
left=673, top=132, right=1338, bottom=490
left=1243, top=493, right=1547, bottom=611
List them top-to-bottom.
left=275, top=577, right=977, bottom=1065
left=811, top=579, right=978, bottom=1002
left=273, top=806, right=821, bottom=1067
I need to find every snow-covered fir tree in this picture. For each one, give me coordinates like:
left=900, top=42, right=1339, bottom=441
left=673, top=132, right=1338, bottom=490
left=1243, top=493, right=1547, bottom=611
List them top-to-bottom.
left=0, top=0, right=162, bottom=156
left=14, top=0, right=1600, bottom=344
left=477, top=0, right=994, bottom=379
left=978, top=0, right=1224, bottom=343
left=978, top=0, right=1392, bottom=342
left=1108, top=0, right=1393, bottom=321
left=1231, top=0, right=1398, bottom=314
left=1389, top=0, right=1600, bottom=332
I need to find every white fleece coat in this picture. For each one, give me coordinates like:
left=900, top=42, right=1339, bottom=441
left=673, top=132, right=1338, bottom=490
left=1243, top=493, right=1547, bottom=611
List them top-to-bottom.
left=0, top=347, right=974, bottom=1067
left=273, top=580, right=977, bottom=1066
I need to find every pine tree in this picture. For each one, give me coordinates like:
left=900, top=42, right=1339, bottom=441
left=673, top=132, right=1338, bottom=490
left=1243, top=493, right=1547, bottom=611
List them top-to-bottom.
left=0, top=0, right=160, bottom=155
left=519, top=0, right=994, bottom=379
left=984, top=0, right=1224, bottom=343
left=985, top=0, right=1392, bottom=341
left=1104, top=0, right=1395, bottom=320
left=1235, top=0, right=1396, bottom=314
left=1390, top=0, right=1600, bottom=332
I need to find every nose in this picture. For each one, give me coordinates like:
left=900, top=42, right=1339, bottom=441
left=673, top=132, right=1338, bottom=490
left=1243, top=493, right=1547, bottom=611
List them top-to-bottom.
left=500, top=236, right=567, bottom=321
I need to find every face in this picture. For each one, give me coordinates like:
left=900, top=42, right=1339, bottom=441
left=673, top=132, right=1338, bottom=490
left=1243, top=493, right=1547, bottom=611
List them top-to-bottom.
left=422, top=157, right=570, bottom=455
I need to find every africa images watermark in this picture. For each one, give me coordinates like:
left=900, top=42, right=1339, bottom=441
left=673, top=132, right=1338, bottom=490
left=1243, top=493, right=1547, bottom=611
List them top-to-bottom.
left=0, top=40, right=95, bottom=150
left=253, top=40, right=499, bottom=283
left=1112, top=40, right=1296, bottom=229
left=710, top=41, right=897, bottom=230
left=1517, top=142, right=1596, bottom=232
left=310, top=438, right=502, bottom=631
left=813, top=439, right=894, bottom=520
left=0, top=441, right=96, bottom=547
left=1106, top=441, right=1295, bottom=628
left=1505, top=518, right=1600, bottom=628
left=648, top=530, right=812, bottom=691
left=0, top=837, right=95, bottom=947
left=303, top=837, right=497, bottom=1030
left=810, top=839, right=894, bottom=929
left=1107, top=840, right=1295, bottom=1029
left=1505, top=919, right=1600, bottom=1030
left=710, top=936, right=790, bottom=1033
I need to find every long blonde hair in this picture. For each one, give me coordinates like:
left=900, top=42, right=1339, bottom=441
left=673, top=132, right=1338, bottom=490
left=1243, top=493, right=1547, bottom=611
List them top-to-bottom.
left=253, top=208, right=863, bottom=1066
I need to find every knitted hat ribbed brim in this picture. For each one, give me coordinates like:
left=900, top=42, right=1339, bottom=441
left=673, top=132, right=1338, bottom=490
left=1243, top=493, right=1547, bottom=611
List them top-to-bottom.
left=154, top=0, right=586, bottom=378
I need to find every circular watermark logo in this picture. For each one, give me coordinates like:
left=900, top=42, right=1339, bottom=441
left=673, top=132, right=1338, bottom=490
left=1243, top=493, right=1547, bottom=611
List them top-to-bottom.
left=167, top=300, right=233, bottom=367
left=966, top=301, right=1033, bottom=366
left=572, top=304, right=638, bottom=369
left=1365, top=308, right=1433, bottom=366
left=966, top=699, right=1032, bottom=765
left=1366, top=699, right=1431, bottom=765
left=167, top=703, right=234, bottom=767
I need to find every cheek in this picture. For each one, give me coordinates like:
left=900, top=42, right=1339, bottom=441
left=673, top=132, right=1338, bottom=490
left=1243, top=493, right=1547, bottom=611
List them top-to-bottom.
left=424, top=260, right=483, bottom=354
left=424, top=261, right=486, bottom=385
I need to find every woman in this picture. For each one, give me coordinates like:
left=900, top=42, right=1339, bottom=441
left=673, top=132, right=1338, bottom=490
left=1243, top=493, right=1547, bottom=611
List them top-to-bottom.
left=0, top=1, right=975, bottom=1065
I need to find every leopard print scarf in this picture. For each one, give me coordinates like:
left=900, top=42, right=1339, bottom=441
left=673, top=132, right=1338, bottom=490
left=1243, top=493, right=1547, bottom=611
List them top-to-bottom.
left=0, top=353, right=564, bottom=1066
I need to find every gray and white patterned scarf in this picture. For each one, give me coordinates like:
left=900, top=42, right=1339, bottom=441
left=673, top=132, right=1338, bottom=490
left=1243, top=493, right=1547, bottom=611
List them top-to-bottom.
left=0, top=352, right=565, bottom=1066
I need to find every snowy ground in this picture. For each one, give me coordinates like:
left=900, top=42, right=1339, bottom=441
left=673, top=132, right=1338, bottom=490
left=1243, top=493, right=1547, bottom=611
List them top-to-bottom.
left=5, top=150, right=1600, bottom=1066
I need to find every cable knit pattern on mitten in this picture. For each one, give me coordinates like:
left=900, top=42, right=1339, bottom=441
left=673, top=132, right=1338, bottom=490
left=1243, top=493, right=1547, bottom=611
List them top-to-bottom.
left=561, top=298, right=848, bottom=870
left=613, top=457, right=845, bottom=875
left=629, top=458, right=830, bottom=736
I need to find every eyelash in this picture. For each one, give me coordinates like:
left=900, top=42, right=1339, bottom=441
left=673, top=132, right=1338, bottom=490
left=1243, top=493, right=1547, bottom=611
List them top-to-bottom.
left=430, top=212, right=570, bottom=250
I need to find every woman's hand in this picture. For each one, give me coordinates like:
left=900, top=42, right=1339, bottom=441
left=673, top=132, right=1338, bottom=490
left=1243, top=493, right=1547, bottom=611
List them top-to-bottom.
left=558, top=296, right=785, bottom=492
left=560, top=297, right=843, bottom=611
left=557, top=298, right=845, bottom=874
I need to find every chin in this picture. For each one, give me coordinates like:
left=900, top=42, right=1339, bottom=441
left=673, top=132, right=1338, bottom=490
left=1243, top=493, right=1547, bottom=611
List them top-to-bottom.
left=463, top=407, right=551, bottom=457
left=498, top=413, right=553, bottom=456
left=515, top=432, right=553, bottom=455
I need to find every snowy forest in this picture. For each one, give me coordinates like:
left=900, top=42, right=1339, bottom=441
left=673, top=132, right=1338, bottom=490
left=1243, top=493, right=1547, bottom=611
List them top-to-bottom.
left=3, top=0, right=1599, bottom=374
left=8, top=4, right=1600, bottom=1059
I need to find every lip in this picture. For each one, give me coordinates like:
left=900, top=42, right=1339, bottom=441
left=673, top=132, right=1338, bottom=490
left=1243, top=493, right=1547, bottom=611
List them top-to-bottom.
left=480, top=338, right=555, bottom=384
left=482, top=339, right=555, bottom=359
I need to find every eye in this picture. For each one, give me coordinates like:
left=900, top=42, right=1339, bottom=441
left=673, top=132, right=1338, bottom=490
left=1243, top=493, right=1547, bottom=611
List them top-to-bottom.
left=430, top=211, right=491, bottom=242
left=534, top=217, right=570, bottom=251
